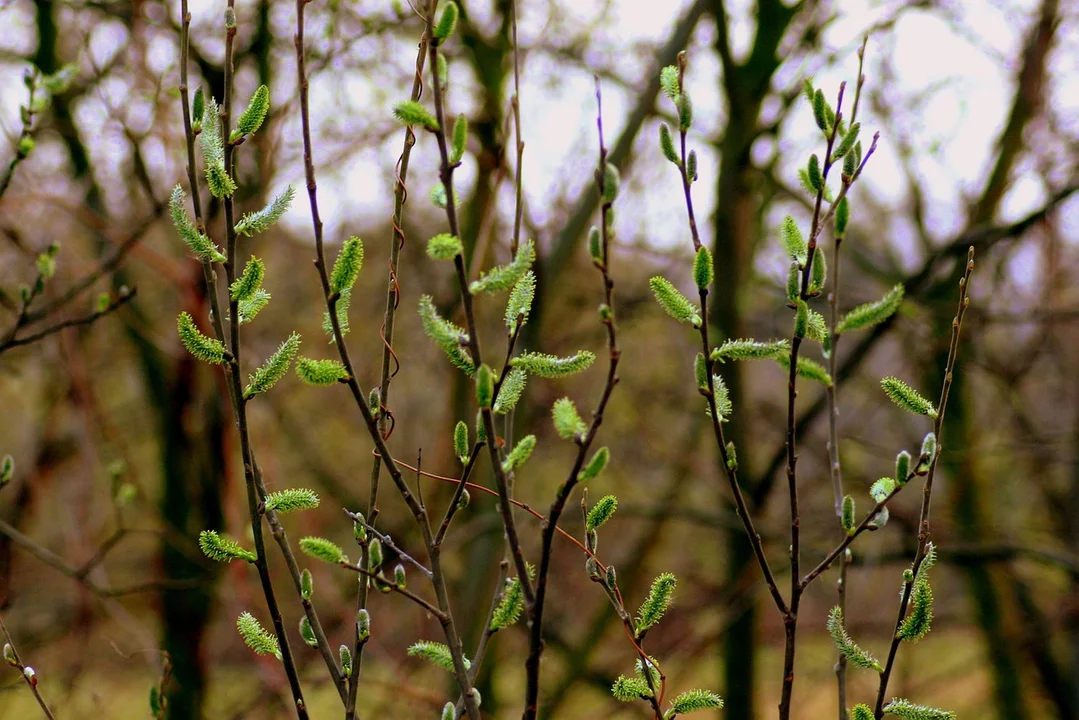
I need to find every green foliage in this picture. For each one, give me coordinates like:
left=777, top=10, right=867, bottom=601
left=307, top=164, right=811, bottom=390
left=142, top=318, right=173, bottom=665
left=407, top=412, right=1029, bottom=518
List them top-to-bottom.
left=433, top=1, right=459, bottom=41
left=660, top=65, right=680, bottom=101
left=232, top=84, right=270, bottom=141
left=191, top=87, right=204, bottom=132
left=812, top=88, right=832, bottom=133
left=678, top=91, right=693, bottom=131
left=200, top=97, right=236, bottom=198
left=392, top=100, right=439, bottom=131
left=450, top=113, right=467, bottom=164
left=659, top=122, right=678, bottom=165
left=833, top=122, right=861, bottom=163
left=686, top=149, right=697, bottom=181
left=806, top=154, right=822, bottom=192
left=602, top=163, right=620, bottom=204
left=169, top=185, right=226, bottom=262
left=235, top=185, right=295, bottom=236
left=835, top=196, right=850, bottom=237
left=781, top=215, right=807, bottom=262
left=588, top=226, right=602, bottom=265
left=426, top=233, right=462, bottom=260
left=330, top=236, right=364, bottom=295
left=470, top=239, right=535, bottom=294
left=693, top=246, right=712, bottom=290
left=810, top=246, right=826, bottom=294
left=230, top=257, right=265, bottom=303
left=787, top=261, right=800, bottom=303
left=505, top=271, right=536, bottom=329
left=649, top=276, right=701, bottom=326
left=837, top=284, right=904, bottom=334
left=238, top=289, right=271, bottom=325
left=418, top=295, right=474, bottom=373
left=795, top=301, right=828, bottom=344
left=177, top=312, right=226, bottom=364
left=244, top=333, right=301, bottom=398
left=712, top=338, right=789, bottom=363
left=510, top=350, right=595, bottom=378
left=694, top=352, right=708, bottom=389
left=773, top=354, right=833, bottom=387
left=295, top=357, right=349, bottom=386
left=476, top=364, right=494, bottom=409
left=494, top=368, right=527, bottom=414
left=712, top=373, right=733, bottom=420
left=881, top=377, right=937, bottom=418
left=552, top=397, right=587, bottom=440
left=453, top=421, right=470, bottom=462
left=918, top=432, right=937, bottom=472
left=501, top=434, right=536, bottom=473
left=578, top=446, right=609, bottom=484
left=895, top=450, right=912, bottom=485
left=0, top=455, right=13, bottom=487
left=870, top=477, right=897, bottom=503
left=264, top=488, right=320, bottom=514
left=586, top=495, right=618, bottom=532
left=841, top=495, right=855, bottom=534
left=198, top=530, right=256, bottom=563
left=299, top=536, right=346, bottom=564
left=368, top=537, right=383, bottom=569
left=899, top=544, right=937, bottom=642
left=393, top=563, right=407, bottom=588
left=300, top=569, right=313, bottom=600
left=635, top=572, right=676, bottom=636
left=491, top=576, right=525, bottom=630
left=826, top=606, right=882, bottom=672
left=356, top=609, right=370, bottom=640
left=236, top=612, right=281, bottom=660
left=299, top=616, right=318, bottom=647
left=408, top=641, right=469, bottom=672
left=339, top=645, right=352, bottom=678
left=612, top=675, right=652, bottom=702
left=668, top=689, right=724, bottom=716
left=882, top=699, right=955, bottom=719
left=441, top=703, right=454, bottom=720
left=852, top=705, right=875, bottom=720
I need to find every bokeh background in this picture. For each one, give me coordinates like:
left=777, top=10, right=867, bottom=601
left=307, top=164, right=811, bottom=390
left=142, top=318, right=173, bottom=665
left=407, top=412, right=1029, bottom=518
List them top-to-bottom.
left=1, top=0, right=1078, bottom=717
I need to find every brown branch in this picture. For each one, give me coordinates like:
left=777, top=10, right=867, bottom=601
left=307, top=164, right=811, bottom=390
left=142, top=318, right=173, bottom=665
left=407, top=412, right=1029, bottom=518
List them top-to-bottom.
left=0, top=288, right=135, bottom=355
left=0, top=612, right=57, bottom=720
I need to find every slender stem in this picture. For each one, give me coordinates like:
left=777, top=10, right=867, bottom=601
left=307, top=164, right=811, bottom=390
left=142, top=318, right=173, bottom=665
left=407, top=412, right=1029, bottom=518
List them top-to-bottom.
left=509, top=0, right=525, bottom=255
left=345, top=21, right=429, bottom=720
left=523, top=76, right=622, bottom=720
left=874, top=248, right=975, bottom=717
left=0, top=613, right=58, bottom=720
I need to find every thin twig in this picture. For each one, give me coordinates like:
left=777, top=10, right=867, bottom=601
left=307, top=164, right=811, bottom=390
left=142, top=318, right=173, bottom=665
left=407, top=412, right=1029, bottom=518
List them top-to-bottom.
left=874, top=248, right=976, bottom=717
left=0, top=288, right=135, bottom=355
left=0, top=613, right=57, bottom=720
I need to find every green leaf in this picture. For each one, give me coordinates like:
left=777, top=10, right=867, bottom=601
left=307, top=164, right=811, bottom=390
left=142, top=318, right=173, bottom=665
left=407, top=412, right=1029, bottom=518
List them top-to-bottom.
left=434, top=1, right=459, bottom=41
left=659, top=65, right=680, bottom=102
left=232, top=84, right=270, bottom=140
left=192, top=87, right=205, bottom=131
left=812, top=89, right=830, bottom=132
left=678, top=91, right=693, bottom=131
left=199, top=97, right=236, bottom=198
left=392, top=100, right=439, bottom=131
left=450, top=113, right=468, bottom=164
left=659, top=122, right=678, bottom=165
left=833, top=122, right=861, bottom=163
left=686, top=150, right=697, bottom=181
left=807, top=154, right=823, bottom=192
left=602, top=163, right=620, bottom=204
left=169, top=185, right=226, bottom=262
left=235, top=185, right=295, bottom=236
left=835, top=196, right=850, bottom=237
left=780, top=216, right=807, bottom=262
left=588, top=226, right=602, bottom=264
left=426, top=233, right=462, bottom=260
left=330, top=236, right=364, bottom=295
left=470, top=240, right=535, bottom=294
left=693, top=245, right=713, bottom=290
left=810, top=246, right=826, bottom=294
left=230, top=257, right=265, bottom=302
left=787, top=261, right=800, bottom=303
left=505, top=271, right=536, bottom=329
left=649, top=276, right=701, bottom=326
left=837, top=284, right=904, bottom=334
left=322, top=288, right=351, bottom=341
left=238, top=289, right=271, bottom=325
left=419, top=295, right=474, bottom=373
left=177, top=312, right=226, bottom=364
left=244, top=333, right=301, bottom=398
left=712, top=338, right=789, bottom=363
left=510, top=350, right=595, bottom=378
left=694, top=352, right=708, bottom=389
left=773, top=354, right=833, bottom=387
left=295, top=357, right=349, bottom=386
left=476, top=364, right=494, bottom=409
left=494, top=368, right=527, bottom=415
left=712, top=373, right=733, bottom=420
left=881, top=377, right=937, bottom=418
left=552, top=397, right=586, bottom=440
left=453, top=421, right=469, bottom=463
left=918, top=432, right=937, bottom=472
left=501, top=434, right=536, bottom=473
left=577, top=446, right=609, bottom=484
left=895, top=450, right=911, bottom=485
left=0, top=454, right=13, bottom=486
left=871, top=477, right=897, bottom=503
left=264, top=488, right=320, bottom=513
left=586, top=495, right=617, bottom=531
left=841, top=495, right=855, bottom=534
left=198, top=530, right=256, bottom=563
left=299, top=536, right=346, bottom=564
left=898, top=544, right=937, bottom=642
left=300, top=569, right=313, bottom=600
left=635, top=572, right=676, bottom=636
left=491, top=576, right=525, bottom=630
left=826, top=606, right=882, bottom=672
left=356, top=609, right=370, bottom=640
left=236, top=612, right=281, bottom=660
left=299, top=616, right=318, bottom=647
left=408, top=641, right=469, bottom=673
left=339, top=645, right=352, bottom=678
left=612, top=675, right=652, bottom=702
left=670, top=689, right=724, bottom=714
left=882, top=699, right=955, bottom=720
left=441, top=702, right=454, bottom=720
left=852, top=705, right=874, bottom=720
